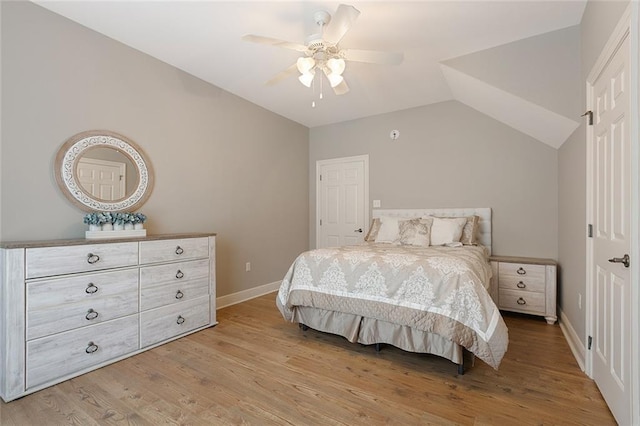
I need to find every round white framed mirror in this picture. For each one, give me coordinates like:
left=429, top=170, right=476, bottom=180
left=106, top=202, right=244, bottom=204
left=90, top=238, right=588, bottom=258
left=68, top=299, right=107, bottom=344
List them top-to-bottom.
left=54, top=130, right=154, bottom=212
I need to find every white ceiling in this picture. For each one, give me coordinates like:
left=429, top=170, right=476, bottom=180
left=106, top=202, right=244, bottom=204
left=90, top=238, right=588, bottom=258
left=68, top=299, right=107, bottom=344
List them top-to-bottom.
left=33, top=1, right=587, bottom=129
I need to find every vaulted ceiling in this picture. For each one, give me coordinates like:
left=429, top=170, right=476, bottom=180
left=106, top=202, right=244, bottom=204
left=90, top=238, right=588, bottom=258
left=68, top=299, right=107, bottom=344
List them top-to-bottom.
left=33, top=1, right=586, bottom=147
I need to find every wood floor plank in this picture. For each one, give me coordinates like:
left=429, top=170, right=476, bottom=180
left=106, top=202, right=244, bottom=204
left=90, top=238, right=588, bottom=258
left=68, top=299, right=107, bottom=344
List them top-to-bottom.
left=1, top=292, right=615, bottom=425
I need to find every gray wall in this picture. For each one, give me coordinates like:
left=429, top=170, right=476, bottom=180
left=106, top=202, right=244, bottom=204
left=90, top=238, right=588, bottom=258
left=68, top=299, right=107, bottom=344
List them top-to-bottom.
left=558, top=0, right=629, bottom=345
left=1, top=1, right=310, bottom=297
left=309, top=101, right=559, bottom=259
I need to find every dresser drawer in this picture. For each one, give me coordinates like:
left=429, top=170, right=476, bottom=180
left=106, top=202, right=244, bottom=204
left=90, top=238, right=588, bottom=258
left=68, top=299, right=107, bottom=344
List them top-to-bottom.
left=139, top=238, right=209, bottom=264
left=26, top=242, right=139, bottom=279
left=140, top=259, right=210, bottom=311
left=27, top=269, right=139, bottom=340
left=499, top=289, right=545, bottom=315
left=140, top=296, right=210, bottom=348
left=26, top=315, right=138, bottom=389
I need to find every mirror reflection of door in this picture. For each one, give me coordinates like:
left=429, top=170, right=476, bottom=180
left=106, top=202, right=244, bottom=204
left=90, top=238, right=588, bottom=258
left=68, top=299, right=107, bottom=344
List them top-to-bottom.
left=77, top=157, right=126, bottom=201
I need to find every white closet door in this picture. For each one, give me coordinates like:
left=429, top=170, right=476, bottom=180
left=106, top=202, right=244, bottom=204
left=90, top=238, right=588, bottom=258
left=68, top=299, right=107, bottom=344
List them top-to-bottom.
left=589, top=34, right=631, bottom=426
left=317, top=156, right=368, bottom=248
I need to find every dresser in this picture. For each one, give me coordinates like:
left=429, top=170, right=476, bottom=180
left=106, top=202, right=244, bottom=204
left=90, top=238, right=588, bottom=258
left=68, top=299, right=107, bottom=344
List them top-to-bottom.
left=0, top=233, right=216, bottom=402
left=489, top=255, right=557, bottom=325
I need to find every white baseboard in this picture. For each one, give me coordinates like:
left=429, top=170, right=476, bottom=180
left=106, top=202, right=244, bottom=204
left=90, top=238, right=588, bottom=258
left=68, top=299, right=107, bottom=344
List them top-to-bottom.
left=216, top=281, right=280, bottom=310
left=558, top=307, right=586, bottom=372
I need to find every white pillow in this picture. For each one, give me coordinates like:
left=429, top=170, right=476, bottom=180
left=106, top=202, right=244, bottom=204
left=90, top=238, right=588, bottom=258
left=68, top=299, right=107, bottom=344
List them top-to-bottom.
left=374, top=216, right=401, bottom=243
left=430, top=217, right=467, bottom=246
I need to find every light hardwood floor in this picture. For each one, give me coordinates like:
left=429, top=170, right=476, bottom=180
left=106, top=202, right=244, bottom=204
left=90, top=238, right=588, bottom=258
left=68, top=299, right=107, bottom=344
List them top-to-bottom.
left=1, top=292, right=614, bottom=425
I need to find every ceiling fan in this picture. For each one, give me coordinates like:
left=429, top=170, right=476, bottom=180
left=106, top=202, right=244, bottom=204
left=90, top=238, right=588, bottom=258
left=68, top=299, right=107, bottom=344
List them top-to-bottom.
left=242, top=4, right=404, bottom=97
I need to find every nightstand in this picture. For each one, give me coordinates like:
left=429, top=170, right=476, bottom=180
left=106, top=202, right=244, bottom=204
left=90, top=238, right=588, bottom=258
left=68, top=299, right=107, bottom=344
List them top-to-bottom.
left=489, top=255, right=557, bottom=325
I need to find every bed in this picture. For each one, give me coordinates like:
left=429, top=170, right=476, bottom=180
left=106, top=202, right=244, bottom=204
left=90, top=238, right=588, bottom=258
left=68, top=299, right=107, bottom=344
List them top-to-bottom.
left=276, top=208, right=508, bottom=373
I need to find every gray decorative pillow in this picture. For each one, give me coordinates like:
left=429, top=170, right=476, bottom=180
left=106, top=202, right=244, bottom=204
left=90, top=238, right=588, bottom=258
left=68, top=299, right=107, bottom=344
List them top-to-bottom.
left=460, top=215, right=480, bottom=245
left=364, top=218, right=381, bottom=242
left=398, top=218, right=433, bottom=247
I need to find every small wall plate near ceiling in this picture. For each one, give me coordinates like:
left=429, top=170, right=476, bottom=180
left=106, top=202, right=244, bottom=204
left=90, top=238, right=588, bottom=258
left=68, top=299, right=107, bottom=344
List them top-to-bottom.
left=390, top=130, right=400, bottom=140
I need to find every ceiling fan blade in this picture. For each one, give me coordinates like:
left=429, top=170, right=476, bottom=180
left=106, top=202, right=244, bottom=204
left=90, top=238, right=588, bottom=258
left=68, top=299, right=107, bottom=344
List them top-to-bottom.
left=322, top=4, right=360, bottom=45
left=242, top=34, right=308, bottom=52
left=342, top=49, right=404, bottom=65
left=265, top=63, right=299, bottom=86
left=332, top=79, right=350, bottom=95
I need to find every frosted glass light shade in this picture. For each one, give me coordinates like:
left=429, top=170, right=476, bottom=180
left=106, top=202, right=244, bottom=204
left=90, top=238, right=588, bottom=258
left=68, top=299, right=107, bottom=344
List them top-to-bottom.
left=296, top=57, right=315, bottom=74
left=327, top=57, right=345, bottom=75
left=299, top=71, right=315, bottom=87
left=327, top=73, right=344, bottom=88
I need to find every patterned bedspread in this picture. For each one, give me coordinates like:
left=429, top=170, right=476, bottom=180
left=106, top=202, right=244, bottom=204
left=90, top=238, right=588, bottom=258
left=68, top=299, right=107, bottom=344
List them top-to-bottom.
left=277, top=243, right=508, bottom=369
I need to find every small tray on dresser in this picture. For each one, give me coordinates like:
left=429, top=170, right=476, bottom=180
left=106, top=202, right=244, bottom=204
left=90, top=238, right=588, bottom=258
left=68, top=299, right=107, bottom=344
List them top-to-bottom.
left=86, top=229, right=147, bottom=239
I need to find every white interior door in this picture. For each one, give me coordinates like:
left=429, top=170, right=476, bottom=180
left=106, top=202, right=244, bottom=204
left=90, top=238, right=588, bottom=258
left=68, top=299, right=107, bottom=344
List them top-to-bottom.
left=588, top=34, right=632, bottom=426
left=317, top=155, right=369, bottom=248
left=77, top=157, right=126, bottom=201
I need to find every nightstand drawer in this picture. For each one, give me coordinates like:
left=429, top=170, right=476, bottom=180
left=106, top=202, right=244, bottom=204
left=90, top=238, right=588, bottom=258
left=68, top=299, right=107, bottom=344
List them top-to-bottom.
left=498, top=262, right=545, bottom=282
left=499, top=289, right=545, bottom=314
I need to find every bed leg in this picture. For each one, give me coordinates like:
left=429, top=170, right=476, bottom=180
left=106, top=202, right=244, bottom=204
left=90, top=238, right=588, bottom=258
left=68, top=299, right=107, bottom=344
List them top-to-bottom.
left=298, top=323, right=309, bottom=331
left=375, top=343, right=381, bottom=352
left=457, top=357, right=465, bottom=375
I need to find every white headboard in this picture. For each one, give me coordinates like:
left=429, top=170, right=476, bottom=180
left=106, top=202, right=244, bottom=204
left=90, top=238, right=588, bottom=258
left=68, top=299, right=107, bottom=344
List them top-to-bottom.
left=372, top=208, right=492, bottom=254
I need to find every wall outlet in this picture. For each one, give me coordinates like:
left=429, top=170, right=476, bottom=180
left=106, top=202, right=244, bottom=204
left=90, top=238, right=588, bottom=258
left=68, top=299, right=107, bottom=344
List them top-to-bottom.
left=245, top=262, right=251, bottom=272
left=578, top=293, right=582, bottom=310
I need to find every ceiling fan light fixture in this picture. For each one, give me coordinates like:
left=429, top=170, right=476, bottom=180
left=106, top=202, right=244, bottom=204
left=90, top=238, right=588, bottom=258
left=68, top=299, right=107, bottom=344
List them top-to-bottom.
left=296, top=57, right=315, bottom=74
left=327, top=57, right=346, bottom=75
left=298, top=70, right=315, bottom=87
left=327, top=73, right=344, bottom=88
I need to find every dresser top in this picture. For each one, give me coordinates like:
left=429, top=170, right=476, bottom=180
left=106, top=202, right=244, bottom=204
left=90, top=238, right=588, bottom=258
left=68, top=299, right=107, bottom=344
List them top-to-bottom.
left=0, top=233, right=216, bottom=249
left=489, top=255, right=557, bottom=266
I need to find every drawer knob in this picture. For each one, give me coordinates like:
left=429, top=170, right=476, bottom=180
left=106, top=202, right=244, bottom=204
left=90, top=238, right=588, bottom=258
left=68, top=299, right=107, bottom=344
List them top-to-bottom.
left=175, top=246, right=184, bottom=255
left=87, top=253, right=100, bottom=264
left=516, top=267, right=526, bottom=275
left=176, top=270, right=185, bottom=279
left=516, top=281, right=526, bottom=289
left=85, top=283, right=99, bottom=294
left=176, top=290, right=184, bottom=299
left=517, top=297, right=527, bottom=305
left=85, top=309, right=99, bottom=320
left=177, top=315, right=185, bottom=325
left=85, top=342, right=99, bottom=354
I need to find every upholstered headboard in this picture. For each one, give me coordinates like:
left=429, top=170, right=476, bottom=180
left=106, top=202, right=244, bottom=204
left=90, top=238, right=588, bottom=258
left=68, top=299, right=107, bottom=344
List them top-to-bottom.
left=372, top=208, right=492, bottom=254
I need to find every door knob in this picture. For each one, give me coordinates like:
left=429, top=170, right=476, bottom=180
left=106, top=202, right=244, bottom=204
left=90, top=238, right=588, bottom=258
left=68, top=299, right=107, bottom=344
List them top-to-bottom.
left=354, top=228, right=363, bottom=233
left=608, top=254, right=630, bottom=268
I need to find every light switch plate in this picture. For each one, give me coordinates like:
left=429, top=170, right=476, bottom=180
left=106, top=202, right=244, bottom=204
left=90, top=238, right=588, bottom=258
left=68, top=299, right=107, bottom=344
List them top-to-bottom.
left=373, top=200, right=381, bottom=208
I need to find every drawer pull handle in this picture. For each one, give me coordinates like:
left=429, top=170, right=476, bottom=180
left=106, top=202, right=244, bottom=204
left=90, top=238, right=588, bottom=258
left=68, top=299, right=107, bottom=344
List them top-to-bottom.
left=175, top=246, right=184, bottom=255
left=87, top=253, right=100, bottom=264
left=516, top=267, right=526, bottom=275
left=176, top=270, right=184, bottom=279
left=516, top=281, right=526, bottom=289
left=85, top=283, right=99, bottom=294
left=176, top=290, right=184, bottom=299
left=517, top=297, right=526, bottom=305
left=85, top=309, right=99, bottom=320
left=177, top=315, right=185, bottom=325
left=85, top=342, right=99, bottom=354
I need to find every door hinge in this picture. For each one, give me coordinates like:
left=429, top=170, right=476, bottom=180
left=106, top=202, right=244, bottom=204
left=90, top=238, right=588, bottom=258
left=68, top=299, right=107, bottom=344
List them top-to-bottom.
left=581, top=110, right=593, bottom=125
left=319, top=174, right=322, bottom=181
left=319, top=219, right=322, bottom=226
left=588, top=224, right=593, bottom=238
left=588, top=336, right=593, bottom=350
